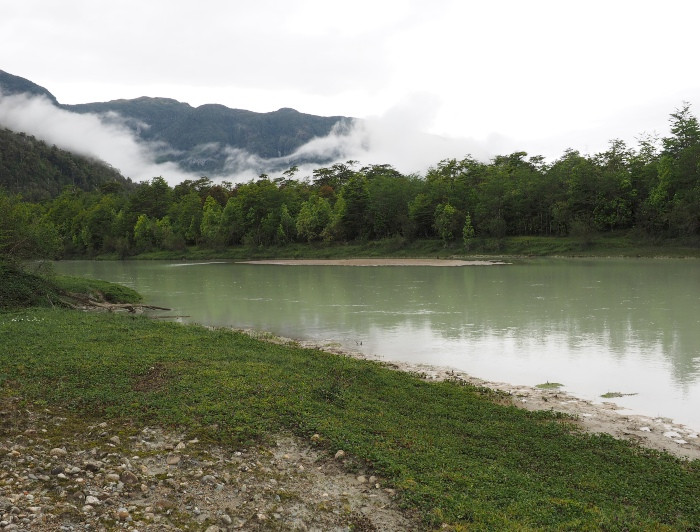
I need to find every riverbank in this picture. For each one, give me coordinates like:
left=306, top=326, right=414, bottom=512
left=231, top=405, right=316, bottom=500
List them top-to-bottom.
left=90, top=234, right=700, bottom=262
left=2, top=307, right=699, bottom=529
left=241, top=329, right=700, bottom=461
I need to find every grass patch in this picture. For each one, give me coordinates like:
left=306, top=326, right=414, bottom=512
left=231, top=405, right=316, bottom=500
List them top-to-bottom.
left=0, top=261, right=141, bottom=308
left=52, top=275, right=142, bottom=304
left=1, top=309, right=698, bottom=529
left=536, top=382, right=564, bottom=389
left=601, top=392, right=639, bottom=399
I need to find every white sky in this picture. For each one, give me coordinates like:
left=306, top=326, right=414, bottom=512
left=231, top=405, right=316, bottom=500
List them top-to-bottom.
left=2, top=0, right=700, bottom=179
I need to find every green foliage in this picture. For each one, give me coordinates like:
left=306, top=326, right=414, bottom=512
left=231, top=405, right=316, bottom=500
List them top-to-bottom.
left=4, top=104, right=700, bottom=258
left=0, top=128, right=132, bottom=201
left=462, top=213, right=475, bottom=250
left=0, top=262, right=61, bottom=308
left=1, top=309, right=699, bottom=529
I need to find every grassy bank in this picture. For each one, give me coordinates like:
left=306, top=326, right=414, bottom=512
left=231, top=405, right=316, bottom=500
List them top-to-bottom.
left=90, top=234, right=700, bottom=261
left=1, top=305, right=699, bottom=529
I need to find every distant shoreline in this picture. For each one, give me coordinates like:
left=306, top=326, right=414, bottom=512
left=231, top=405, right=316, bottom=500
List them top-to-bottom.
left=239, top=258, right=508, bottom=266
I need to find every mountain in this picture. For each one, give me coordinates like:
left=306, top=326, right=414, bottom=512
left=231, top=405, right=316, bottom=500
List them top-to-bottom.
left=0, top=69, right=58, bottom=105
left=0, top=70, right=352, bottom=175
left=0, top=127, right=133, bottom=201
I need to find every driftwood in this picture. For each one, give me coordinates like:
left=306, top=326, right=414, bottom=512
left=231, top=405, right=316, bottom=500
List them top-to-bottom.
left=60, top=292, right=171, bottom=313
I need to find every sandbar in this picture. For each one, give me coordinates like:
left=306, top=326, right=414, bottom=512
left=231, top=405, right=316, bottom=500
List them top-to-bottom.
left=240, top=258, right=506, bottom=266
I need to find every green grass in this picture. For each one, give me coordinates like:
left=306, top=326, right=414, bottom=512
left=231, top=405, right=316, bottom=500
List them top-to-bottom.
left=0, top=261, right=142, bottom=308
left=52, top=275, right=142, bottom=304
left=1, top=308, right=698, bottom=529
left=536, top=382, right=564, bottom=390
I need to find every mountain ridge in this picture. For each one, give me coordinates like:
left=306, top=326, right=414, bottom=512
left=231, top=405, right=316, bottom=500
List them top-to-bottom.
left=0, top=70, right=352, bottom=175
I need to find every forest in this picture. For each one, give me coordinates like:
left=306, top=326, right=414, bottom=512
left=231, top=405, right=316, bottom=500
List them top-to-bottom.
left=1, top=104, right=699, bottom=260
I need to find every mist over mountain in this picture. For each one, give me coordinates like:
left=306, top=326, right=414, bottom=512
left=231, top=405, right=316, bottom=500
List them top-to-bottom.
left=0, top=70, right=352, bottom=177
left=0, top=70, right=491, bottom=184
left=65, top=98, right=351, bottom=173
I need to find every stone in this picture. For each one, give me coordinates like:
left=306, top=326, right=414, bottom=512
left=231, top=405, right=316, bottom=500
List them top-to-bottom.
left=310, top=433, right=321, bottom=442
left=109, top=436, right=121, bottom=445
left=175, top=442, right=186, bottom=451
left=49, top=448, right=68, bottom=457
left=334, top=450, right=345, bottom=460
left=166, top=453, right=181, bottom=466
left=84, top=460, right=102, bottom=472
left=120, top=471, right=139, bottom=486
left=201, top=475, right=217, bottom=485
left=357, top=475, right=367, bottom=483
left=85, top=496, right=100, bottom=505
left=116, top=507, right=130, bottom=520
left=220, top=513, right=233, bottom=525
left=204, top=526, right=221, bottom=532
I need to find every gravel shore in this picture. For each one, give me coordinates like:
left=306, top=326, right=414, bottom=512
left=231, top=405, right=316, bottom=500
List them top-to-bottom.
left=0, top=396, right=420, bottom=531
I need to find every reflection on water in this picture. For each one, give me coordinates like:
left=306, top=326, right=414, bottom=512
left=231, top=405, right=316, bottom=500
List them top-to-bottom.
left=53, top=258, right=700, bottom=430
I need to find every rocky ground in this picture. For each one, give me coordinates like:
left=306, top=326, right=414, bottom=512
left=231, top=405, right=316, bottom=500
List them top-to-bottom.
left=0, top=397, right=421, bottom=531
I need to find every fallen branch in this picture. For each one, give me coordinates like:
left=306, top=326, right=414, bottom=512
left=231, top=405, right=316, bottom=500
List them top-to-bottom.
left=60, top=291, right=171, bottom=313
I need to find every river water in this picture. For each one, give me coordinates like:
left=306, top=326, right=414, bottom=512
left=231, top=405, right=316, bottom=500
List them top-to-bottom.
left=53, top=258, right=700, bottom=430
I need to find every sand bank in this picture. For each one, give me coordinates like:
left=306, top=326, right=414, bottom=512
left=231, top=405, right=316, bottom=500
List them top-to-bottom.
left=239, top=258, right=506, bottom=266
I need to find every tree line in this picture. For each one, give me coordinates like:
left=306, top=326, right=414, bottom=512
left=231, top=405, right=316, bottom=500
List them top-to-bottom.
left=2, top=104, right=699, bottom=260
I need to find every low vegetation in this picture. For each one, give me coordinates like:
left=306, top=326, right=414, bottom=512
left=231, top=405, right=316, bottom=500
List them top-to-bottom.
left=1, top=272, right=698, bottom=529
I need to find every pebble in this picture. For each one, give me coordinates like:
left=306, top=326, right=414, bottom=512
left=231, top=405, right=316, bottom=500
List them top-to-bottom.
left=0, top=401, right=411, bottom=531
left=166, top=453, right=181, bottom=465
left=121, top=470, right=139, bottom=485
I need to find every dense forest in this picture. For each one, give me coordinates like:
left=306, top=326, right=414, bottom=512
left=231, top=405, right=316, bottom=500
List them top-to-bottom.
left=2, top=104, right=699, bottom=260
left=0, top=128, right=133, bottom=201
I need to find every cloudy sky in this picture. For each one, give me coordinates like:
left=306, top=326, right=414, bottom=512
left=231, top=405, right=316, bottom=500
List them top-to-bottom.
left=2, top=0, right=700, bottom=181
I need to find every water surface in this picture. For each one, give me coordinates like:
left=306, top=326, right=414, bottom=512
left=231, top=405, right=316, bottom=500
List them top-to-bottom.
left=53, top=258, right=700, bottom=430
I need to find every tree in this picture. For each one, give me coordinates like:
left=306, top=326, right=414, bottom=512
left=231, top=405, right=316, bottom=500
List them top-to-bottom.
left=662, top=102, right=700, bottom=157
left=339, top=174, right=370, bottom=240
left=296, top=195, right=332, bottom=242
left=200, top=196, right=223, bottom=247
left=434, top=203, right=459, bottom=245
left=462, top=213, right=475, bottom=250
left=133, top=214, right=156, bottom=252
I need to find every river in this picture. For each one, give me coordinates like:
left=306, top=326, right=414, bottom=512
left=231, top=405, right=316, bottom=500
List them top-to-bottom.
left=53, top=258, right=700, bottom=430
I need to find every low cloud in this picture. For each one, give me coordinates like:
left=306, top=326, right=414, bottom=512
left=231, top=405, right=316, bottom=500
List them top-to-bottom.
left=0, top=90, right=494, bottom=186
left=0, top=91, right=194, bottom=184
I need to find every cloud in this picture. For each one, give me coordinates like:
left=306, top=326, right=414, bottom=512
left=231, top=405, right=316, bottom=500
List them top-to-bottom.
left=0, top=90, right=498, bottom=186
left=0, top=91, right=195, bottom=184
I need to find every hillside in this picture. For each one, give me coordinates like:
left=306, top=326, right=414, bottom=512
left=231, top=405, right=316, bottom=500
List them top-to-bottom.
left=0, top=70, right=351, bottom=175
left=0, top=127, right=132, bottom=200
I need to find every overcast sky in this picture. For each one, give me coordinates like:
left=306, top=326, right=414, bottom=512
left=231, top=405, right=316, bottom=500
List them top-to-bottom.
left=2, top=0, right=700, bottom=180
